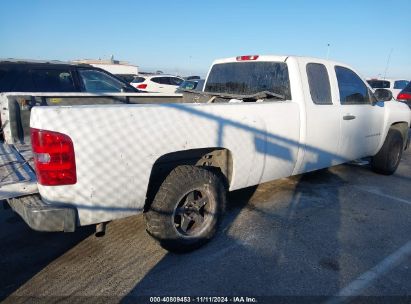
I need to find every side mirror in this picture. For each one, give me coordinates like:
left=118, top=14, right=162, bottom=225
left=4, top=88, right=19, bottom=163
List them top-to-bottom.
left=374, top=89, right=393, bottom=102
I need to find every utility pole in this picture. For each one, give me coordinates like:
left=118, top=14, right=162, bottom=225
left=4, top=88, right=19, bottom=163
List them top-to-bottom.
left=326, top=43, right=330, bottom=60
left=383, top=48, right=393, bottom=80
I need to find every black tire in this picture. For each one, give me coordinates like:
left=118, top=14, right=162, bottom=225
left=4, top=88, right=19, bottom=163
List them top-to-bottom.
left=371, top=129, right=404, bottom=175
left=144, top=165, right=226, bottom=253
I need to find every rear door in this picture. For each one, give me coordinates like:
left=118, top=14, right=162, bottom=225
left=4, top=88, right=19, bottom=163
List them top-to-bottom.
left=204, top=58, right=300, bottom=185
left=297, top=59, right=342, bottom=173
left=334, top=66, right=384, bottom=160
left=30, top=68, right=78, bottom=92
left=150, top=76, right=166, bottom=92
left=150, top=77, right=183, bottom=93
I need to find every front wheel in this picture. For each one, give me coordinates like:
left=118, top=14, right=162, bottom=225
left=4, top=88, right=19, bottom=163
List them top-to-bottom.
left=371, top=129, right=404, bottom=175
left=144, top=165, right=226, bottom=253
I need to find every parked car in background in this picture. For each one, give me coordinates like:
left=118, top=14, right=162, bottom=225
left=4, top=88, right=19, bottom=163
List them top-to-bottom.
left=0, top=59, right=139, bottom=93
left=130, top=74, right=184, bottom=93
left=185, top=75, right=201, bottom=80
left=367, top=78, right=409, bottom=100
left=175, top=79, right=205, bottom=93
left=397, top=82, right=411, bottom=108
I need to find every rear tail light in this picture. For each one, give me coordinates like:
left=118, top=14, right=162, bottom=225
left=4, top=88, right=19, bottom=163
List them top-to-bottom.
left=236, top=55, right=259, bottom=61
left=137, top=84, right=147, bottom=89
left=397, top=92, right=411, bottom=100
left=31, top=128, right=77, bottom=186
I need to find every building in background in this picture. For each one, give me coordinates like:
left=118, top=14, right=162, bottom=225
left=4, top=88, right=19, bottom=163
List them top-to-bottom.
left=72, top=56, right=138, bottom=83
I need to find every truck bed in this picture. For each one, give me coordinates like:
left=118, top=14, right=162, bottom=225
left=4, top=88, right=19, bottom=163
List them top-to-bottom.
left=0, top=92, right=186, bottom=202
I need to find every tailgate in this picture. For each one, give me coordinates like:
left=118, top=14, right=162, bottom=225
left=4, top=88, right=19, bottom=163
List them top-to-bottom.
left=0, top=142, right=37, bottom=200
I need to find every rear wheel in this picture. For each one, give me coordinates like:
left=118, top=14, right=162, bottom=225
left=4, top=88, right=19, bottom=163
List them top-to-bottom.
left=371, top=129, right=403, bottom=175
left=144, top=165, right=226, bottom=253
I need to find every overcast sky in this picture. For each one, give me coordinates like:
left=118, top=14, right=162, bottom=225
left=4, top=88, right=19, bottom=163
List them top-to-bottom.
left=1, top=0, right=410, bottom=78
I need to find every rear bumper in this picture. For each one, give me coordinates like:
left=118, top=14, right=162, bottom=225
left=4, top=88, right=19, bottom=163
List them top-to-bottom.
left=8, top=194, right=76, bottom=232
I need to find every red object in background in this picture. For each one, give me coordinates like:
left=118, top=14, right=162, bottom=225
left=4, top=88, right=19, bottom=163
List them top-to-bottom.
left=397, top=92, right=411, bottom=100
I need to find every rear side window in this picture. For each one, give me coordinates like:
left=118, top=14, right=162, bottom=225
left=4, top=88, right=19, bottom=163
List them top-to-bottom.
left=205, top=62, right=291, bottom=99
left=306, top=63, right=332, bottom=104
left=335, top=66, right=370, bottom=104
left=0, top=67, right=77, bottom=92
left=0, top=68, right=25, bottom=92
left=0, top=68, right=10, bottom=87
left=31, top=69, right=76, bottom=92
left=131, top=77, right=145, bottom=83
left=151, top=77, right=166, bottom=84
left=152, top=77, right=182, bottom=85
left=393, top=80, right=409, bottom=90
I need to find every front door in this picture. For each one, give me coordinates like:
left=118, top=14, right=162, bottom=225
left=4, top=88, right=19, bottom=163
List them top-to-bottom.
left=335, top=66, right=384, bottom=161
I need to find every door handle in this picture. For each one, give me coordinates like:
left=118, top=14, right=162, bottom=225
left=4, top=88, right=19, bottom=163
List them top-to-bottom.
left=343, top=114, right=356, bottom=120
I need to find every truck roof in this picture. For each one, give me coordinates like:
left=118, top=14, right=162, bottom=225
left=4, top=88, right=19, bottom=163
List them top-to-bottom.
left=211, top=55, right=348, bottom=67
left=0, top=58, right=92, bottom=67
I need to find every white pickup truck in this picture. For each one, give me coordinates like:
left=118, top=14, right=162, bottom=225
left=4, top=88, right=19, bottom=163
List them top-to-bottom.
left=2, top=55, right=410, bottom=252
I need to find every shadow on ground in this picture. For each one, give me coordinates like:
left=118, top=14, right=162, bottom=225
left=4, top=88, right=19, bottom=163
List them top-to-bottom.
left=1, top=160, right=411, bottom=301
left=122, top=169, right=345, bottom=300
left=0, top=208, right=93, bottom=301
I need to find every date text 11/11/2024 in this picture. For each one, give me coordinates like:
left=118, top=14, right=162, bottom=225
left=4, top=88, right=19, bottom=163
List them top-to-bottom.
left=149, top=296, right=258, bottom=303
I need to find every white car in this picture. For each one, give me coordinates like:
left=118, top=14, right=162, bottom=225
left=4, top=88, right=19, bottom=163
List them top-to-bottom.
left=130, top=74, right=184, bottom=93
left=367, top=78, right=409, bottom=100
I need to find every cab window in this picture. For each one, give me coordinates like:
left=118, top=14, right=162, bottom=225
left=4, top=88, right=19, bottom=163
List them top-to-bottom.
left=306, top=63, right=332, bottom=105
left=335, top=66, right=370, bottom=104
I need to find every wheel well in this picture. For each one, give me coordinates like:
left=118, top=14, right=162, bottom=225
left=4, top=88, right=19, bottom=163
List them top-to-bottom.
left=390, top=122, right=409, bottom=150
left=144, top=148, right=233, bottom=211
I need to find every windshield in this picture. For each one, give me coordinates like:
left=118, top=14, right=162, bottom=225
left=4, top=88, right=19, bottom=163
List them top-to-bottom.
left=205, top=61, right=291, bottom=99
left=367, top=80, right=390, bottom=89
left=394, top=80, right=409, bottom=90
